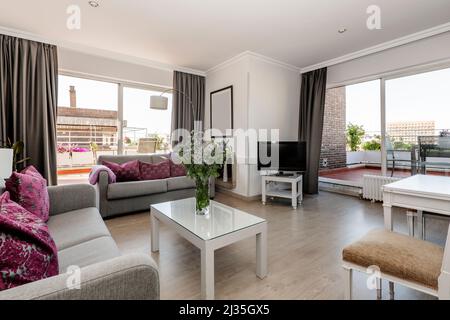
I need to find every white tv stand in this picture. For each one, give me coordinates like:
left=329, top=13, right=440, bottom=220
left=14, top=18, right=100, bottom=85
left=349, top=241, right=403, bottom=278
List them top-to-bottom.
left=262, top=173, right=303, bottom=209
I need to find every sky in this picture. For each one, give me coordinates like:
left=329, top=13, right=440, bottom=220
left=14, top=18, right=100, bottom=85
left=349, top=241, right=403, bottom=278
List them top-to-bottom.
left=346, top=67, right=450, bottom=133
left=58, top=75, right=173, bottom=140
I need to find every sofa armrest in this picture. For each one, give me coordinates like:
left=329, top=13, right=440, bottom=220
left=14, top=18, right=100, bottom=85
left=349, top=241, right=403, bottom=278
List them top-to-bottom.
left=96, top=171, right=110, bottom=218
left=48, top=184, right=97, bottom=216
left=0, top=253, right=159, bottom=300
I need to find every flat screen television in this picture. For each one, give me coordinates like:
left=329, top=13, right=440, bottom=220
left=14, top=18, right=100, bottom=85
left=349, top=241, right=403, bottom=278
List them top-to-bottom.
left=257, top=141, right=306, bottom=172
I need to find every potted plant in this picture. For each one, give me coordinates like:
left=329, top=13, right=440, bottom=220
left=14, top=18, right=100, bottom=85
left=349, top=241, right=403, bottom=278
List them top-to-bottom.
left=173, top=131, right=227, bottom=215
left=0, top=138, right=30, bottom=173
left=0, top=144, right=13, bottom=181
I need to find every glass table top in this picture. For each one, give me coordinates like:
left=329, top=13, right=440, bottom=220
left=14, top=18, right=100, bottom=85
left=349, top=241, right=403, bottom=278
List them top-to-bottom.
left=151, top=198, right=266, bottom=241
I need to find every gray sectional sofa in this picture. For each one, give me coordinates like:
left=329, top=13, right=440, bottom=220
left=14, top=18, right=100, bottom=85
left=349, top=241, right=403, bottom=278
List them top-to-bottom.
left=96, top=154, right=214, bottom=218
left=0, top=184, right=159, bottom=300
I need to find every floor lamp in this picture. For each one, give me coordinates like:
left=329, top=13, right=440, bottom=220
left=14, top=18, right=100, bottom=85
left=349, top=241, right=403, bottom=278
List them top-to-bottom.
left=150, top=89, right=201, bottom=132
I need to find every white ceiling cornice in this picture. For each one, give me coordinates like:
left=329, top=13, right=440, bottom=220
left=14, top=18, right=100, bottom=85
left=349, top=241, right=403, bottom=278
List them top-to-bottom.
left=2, top=20, right=450, bottom=77
left=300, top=22, right=450, bottom=73
left=0, top=25, right=206, bottom=77
left=206, top=51, right=301, bottom=74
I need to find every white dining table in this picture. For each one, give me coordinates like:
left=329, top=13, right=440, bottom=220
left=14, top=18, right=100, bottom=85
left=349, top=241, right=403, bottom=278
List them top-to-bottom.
left=383, top=174, right=450, bottom=238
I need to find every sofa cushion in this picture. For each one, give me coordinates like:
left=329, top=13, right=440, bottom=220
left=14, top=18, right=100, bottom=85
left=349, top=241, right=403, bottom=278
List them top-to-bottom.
left=169, top=159, right=187, bottom=177
left=102, top=160, right=140, bottom=182
left=139, top=160, right=170, bottom=181
left=5, top=165, right=50, bottom=222
left=167, top=176, right=195, bottom=191
left=107, top=180, right=168, bottom=200
left=0, top=192, right=58, bottom=290
left=47, top=207, right=111, bottom=251
left=342, top=229, right=444, bottom=290
left=57, top=236, right=120, bottom=272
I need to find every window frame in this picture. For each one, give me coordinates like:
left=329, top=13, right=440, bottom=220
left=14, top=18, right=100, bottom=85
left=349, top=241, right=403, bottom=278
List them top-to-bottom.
left=58, top=70, right=172, bottom=155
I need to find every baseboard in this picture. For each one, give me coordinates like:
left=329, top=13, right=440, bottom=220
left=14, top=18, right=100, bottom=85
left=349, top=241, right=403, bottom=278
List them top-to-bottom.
left=319, top=181, right=362, bottom=198
left=215, top=187, right=261, bottom=201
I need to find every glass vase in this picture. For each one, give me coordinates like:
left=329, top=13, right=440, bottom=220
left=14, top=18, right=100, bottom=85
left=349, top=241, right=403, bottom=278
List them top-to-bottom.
left=195, top=179, right=210, bottom=215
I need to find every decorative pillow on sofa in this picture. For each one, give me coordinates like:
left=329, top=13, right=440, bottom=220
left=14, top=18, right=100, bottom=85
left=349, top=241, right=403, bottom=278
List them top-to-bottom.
left=169, top=159, right=187, bottom=177
left=102, top=160, right=140, bottom=182
left=139, top=160, right=170, bottom=181
left=5, top=165, right=50, bottom=222
left=0, top=192, right=58, bottom=291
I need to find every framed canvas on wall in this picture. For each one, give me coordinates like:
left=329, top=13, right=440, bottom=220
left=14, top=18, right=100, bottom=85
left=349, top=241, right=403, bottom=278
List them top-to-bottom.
left=210, top=86, right=233, bottom=137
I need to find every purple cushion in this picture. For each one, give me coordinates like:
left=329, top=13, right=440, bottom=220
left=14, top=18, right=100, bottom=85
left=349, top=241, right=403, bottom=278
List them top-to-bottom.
left=170, top=159, right=187, bottom=177
left=102, top=160, right=140, bottom=182
left=139, top=160, right=170, bottom=181
left=5, top=166, right=50, bottom=222
left=0, top=192, right=58, bottom=291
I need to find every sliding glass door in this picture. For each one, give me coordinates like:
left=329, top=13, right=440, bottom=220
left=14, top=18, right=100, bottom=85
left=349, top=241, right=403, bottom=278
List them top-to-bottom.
left=385, top=67, right=450, bottom=177
left=57, top=74, right=173, bottom=180
left=57, top=75, right=118, bottom=175
left=319, top=80, right=381, bottom=185
left=123, top=87, right=173, bottom=155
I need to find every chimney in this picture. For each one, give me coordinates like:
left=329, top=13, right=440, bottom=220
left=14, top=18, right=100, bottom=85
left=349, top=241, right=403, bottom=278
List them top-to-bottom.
left=69, top=86, right=77, bottom=108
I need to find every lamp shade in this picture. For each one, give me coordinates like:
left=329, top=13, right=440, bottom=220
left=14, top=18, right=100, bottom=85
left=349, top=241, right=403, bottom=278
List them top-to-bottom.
left=150, top=95, right=169, bottom=110
left=0, top=148, right=13, bottom=180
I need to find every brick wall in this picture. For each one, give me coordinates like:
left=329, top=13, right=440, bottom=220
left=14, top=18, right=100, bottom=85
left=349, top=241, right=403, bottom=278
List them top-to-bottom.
left=320, top=87, right=346, bottom=170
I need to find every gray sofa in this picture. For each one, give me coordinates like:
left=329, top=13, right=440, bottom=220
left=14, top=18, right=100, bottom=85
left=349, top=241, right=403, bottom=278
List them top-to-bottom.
left=96, top=154, right=215, bottom=218
left=0, top=184, right=159, bottom=300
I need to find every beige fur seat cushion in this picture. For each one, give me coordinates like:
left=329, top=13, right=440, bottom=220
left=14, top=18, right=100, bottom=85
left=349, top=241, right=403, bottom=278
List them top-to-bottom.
left=342, top=229, right=444, bottom=289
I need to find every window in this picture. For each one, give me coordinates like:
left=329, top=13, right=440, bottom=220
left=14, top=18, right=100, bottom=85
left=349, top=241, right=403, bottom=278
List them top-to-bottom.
left=320, top=65, right=450, bottom=186
left=385, top=67, right=450, bottom=175
left=56, top=74, right=173, bottom=179
left=57, top=75, right=119, bottom=174
left=319, top=80, right=381, bottom=184
left=123, top=87, right=172, bottom=155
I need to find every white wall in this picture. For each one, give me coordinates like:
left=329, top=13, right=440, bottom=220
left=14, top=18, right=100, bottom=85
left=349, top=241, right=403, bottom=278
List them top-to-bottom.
left=327, top=31, right=450, bottom=87
left=58, top=47, right=173, bottom=87
left=206, top=54, right=300, bottom=197
left=206, top=56, right=250, bottom=196
left=247, top=58, right=300, bottom=196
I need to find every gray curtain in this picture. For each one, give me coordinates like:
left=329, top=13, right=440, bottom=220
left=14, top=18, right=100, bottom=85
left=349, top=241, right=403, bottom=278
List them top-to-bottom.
left=0, top=34, right=58, bottom=185
left=299, top=67, right=327, bottom=194
left=171, top=71, right=205, bottom=135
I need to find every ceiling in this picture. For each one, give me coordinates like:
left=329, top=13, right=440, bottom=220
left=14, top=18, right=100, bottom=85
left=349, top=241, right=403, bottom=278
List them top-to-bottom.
left=1, top=0, right=450, bottom=72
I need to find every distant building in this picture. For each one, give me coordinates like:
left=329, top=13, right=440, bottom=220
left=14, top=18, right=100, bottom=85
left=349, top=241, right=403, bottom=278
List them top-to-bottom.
left=57, top=86, right=118, bottom=150
left=387, top=121, right=435, bottom=144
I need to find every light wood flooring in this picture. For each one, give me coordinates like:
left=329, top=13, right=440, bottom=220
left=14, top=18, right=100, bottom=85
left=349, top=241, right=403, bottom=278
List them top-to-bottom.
left=105, top=191, right=449, bottom=300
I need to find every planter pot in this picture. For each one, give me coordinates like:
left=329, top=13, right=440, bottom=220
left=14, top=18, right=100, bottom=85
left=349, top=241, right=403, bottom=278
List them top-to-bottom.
left=0, top=148, right=13, bottom=179
left=346, top=151, right=365, bottom=164
left=364, top=151, right=382, bottom=164
left=71, top=152, right=95, bottom=166
left=57, top=153, right=72, bottom=167
left=195, top=179, right=210, bottom=215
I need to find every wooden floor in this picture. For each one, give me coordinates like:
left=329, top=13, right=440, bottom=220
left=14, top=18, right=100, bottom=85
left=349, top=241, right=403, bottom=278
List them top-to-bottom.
left=105, top=191, right=449, bottom=300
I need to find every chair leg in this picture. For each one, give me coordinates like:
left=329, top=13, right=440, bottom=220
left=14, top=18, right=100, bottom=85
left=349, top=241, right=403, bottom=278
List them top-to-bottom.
left=343, top=267, right=352, bottom=300
left=376, top=278, right=382, bottom=300
left=389, top=281, right=395, bottom=300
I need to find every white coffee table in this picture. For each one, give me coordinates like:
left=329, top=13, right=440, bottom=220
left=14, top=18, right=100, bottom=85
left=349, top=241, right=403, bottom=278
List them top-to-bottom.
left=150, top=198, right=268, bottom=300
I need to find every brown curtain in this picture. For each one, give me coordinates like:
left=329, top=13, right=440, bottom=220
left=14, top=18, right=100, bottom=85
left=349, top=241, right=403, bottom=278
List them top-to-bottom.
left=0, top=34, right=58, bottom=185
left=299, top=68, right=327, bottom=194
left=171, top=71, right=205, bottom=134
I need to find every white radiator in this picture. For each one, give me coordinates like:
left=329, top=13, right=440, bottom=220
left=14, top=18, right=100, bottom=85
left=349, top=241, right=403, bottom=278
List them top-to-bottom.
left=362, top=175, right=402, bottom=202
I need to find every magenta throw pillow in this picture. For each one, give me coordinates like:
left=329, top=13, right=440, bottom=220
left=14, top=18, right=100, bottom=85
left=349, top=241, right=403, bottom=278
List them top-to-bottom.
left=169, top=159, right=187, bottom=177
left=102, top=160, right=140, bottom=182
left=139, top=160, right=170, bottom=181
left=5, top=166, right=50, bottom=222
left=0, top=192, right=58, bottom=291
